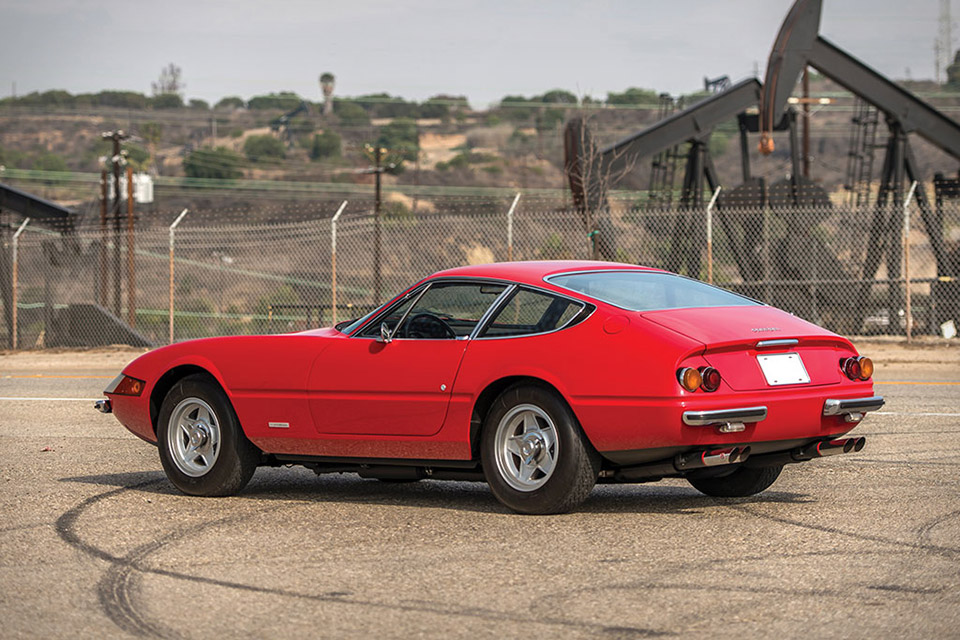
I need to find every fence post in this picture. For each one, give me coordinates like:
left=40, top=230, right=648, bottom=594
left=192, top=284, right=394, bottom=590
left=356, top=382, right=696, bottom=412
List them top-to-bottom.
left=903, top=180, right=918, bottom=342
left=706, top=186, right=721, bottom=284
left=506, top=192, right=520, bottom=261
left=330, top=200, right=347, bottom=325
left=168, top=209, right=189, bottom=344
left=11, top=218, right=30, bottom=350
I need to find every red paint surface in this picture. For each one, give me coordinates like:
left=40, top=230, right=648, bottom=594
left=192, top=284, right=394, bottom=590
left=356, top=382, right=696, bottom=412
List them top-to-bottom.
left=107, top=261, right=877, bottom=463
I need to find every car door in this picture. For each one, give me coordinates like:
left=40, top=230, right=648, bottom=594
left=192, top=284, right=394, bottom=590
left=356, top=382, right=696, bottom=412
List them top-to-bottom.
left=308, top=281, right=507, bottom=437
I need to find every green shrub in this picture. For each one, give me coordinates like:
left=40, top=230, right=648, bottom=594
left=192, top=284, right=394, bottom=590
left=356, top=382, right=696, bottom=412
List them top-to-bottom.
left=310, top=130, right=341, bottom=160
left=243, top=135, right=286, bottom=162
left=183, top=147, right=243, bottom=179
left=32, top=152, right=68, bottom=172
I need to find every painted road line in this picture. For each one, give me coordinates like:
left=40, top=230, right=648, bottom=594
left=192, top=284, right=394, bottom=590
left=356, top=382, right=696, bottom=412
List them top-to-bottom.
left=3, top=375, right=113, bottom=379
left=875, top=381, right=960, bottom=385
left=0, top=397, right=103, bottom=402
left=875, top=411, right=960, bottom=417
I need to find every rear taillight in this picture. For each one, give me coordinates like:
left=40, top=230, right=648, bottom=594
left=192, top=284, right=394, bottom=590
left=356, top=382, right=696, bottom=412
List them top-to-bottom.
left=840, top=356, right=873, bottom=381
left=699, top=366, right=722, bottom=392
left=677, top=367, right=702, bottom=392
left=677, top=367, right=722, bottom=392
left=105, top=374, right=145, bottom=397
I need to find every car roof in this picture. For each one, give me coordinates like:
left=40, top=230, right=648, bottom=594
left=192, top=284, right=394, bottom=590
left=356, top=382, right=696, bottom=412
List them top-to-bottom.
left=431, top=260, right=662, bottom=287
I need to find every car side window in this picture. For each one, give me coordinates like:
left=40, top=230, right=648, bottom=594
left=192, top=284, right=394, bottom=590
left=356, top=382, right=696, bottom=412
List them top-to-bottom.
left=395, top=282, right=506, bottom=339
left=480, top=288, right=583, bottom=338
left=357, top=295, right=417, bottom=338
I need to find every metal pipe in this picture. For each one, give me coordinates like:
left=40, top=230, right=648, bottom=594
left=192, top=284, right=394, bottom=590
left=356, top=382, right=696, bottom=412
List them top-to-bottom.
left=126, top=166, right=136, bottom=327
left=903, top=180, right=918, bottom=342
left=706, top=186, right=721, bottom=284
left=506, top=192, right=520, bottom=261
left=330, top=200, right=347, bottom=324
left=168, top=208, right=189, bottom=344
left=11, top=218, right=29, bottom=350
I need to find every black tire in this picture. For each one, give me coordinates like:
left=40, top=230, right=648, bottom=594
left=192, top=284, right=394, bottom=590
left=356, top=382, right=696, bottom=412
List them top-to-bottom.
left=156, top=374, right=259, bottom=496
left=481, top=384, right=600, bottom=514
left=686, top=464, right=783, bottom=498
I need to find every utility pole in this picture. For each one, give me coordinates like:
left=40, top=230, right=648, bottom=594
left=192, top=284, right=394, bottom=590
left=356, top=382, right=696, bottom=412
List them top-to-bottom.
left=802, top=68, right=810, bottom=179
left=102, top=130, right=129, bottom=317
left=363, top=145, right=395, bottom=305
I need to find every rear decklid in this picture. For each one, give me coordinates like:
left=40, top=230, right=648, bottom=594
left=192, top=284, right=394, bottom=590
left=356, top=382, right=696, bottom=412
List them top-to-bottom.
left=640, top=306, right=852, bottom=391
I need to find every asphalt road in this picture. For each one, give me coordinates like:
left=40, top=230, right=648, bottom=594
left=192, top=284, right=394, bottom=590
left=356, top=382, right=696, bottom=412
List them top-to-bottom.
left=1, top=345, right=958, bottom=639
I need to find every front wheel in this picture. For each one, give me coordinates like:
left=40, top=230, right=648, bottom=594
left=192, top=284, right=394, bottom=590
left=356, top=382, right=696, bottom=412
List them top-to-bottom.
left=157, top=374, right=259, bottom=496
left=481, top=384, right=600, bottom=514
left=686, top=465, right=783, bottom=498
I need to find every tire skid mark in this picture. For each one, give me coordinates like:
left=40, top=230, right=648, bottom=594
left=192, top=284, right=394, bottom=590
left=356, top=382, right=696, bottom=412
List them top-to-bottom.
left=57, top=482, right=663, bottom=636
left=722, top=502, right=960, bottom=559
left=916, top=509, right=960, bottom=547
left=529, top=546, right=941, bottom=626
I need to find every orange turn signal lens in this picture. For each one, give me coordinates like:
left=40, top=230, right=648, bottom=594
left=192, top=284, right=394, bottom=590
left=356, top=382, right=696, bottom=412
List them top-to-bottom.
left=841, top=356, right=873, bottom=381
left=677, top=367, right=702, bottom=392
left=106, top=374, right=145, bottom=397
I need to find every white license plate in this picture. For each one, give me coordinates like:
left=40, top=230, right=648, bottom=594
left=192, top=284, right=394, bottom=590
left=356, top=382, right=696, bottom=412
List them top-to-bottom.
left=757, top=353, right=810, bottom=386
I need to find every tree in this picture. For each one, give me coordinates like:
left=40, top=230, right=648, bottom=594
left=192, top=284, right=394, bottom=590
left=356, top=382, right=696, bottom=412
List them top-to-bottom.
left=152, top=63, right=184, bottom=97
left=319, top=72, right=335, bottom=116
left=606, top=87, right=657, bottom=106
left=247, top=92, right=301, bottom=111
left=152, top=93, right=184, bottom=109
left=215, top=96, right=245, bottom=110
left=188, top=98, right=210, bottom=110
left=334, top=101, right=370, bottom=127
left=376, top=118, right=419, bottom=162
left=310, top=130, right=341, bottom=160
left=243, top=135, right=286, bottom=162
left=183, top=147, right=243, bottom=179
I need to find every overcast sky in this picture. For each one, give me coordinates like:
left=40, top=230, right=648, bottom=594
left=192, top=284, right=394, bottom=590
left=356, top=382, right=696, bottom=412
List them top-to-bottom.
left=0, top=0, right=946, bottom=107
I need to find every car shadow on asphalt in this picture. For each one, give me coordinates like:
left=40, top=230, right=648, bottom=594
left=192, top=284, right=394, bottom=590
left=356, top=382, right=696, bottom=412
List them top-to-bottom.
left=60, top=467, right=815, bottom=515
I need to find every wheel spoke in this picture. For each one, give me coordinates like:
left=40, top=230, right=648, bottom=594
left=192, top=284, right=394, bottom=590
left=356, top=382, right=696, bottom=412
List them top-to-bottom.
left=522, top=413, right=538, bottom=434
left=506, top=438, right=523, bottom=457
left=536, top=450, right=557, bottom=478
left=518, top=461, right=535, bottom=483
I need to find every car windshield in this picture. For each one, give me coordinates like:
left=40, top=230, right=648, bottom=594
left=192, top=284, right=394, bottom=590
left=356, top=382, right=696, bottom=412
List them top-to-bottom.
left=548, top=270, right=759, bottom=312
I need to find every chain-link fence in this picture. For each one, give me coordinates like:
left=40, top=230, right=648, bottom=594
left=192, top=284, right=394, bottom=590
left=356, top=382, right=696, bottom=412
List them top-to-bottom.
left=2, top=197, right=959, bottom=349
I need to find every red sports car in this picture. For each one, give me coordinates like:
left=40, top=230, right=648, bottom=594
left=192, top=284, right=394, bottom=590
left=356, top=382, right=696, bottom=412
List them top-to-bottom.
left=97, top=261, right=883, bottom=514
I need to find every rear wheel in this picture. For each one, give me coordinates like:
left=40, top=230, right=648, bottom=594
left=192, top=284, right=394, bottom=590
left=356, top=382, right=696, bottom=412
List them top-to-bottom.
left=157, top=374, right=259, bottom=496
left=481, top=384, right=600, bottom=514
left=686, top=465, right=783, bottom=498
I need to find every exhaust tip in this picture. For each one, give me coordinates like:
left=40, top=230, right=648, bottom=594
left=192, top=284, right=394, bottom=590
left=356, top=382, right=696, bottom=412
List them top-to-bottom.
left=851, top=437, right=866, bottom=452
left=739, top=446, right=751, bottom=462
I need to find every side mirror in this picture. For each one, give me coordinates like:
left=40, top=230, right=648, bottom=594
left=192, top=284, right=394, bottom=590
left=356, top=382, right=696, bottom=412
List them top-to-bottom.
left=377, top=322, right=393, bottom=344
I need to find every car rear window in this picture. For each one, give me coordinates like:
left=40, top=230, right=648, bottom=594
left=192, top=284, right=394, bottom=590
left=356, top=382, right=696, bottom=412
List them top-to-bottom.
left=548, top=271, right=758, bottom=312
left=480, top=288, right=584, bottom=338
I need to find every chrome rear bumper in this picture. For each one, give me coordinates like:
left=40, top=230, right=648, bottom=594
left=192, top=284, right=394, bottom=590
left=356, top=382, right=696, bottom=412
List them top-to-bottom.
left=822, top=395, right=884, bottom=421
left=682, top=406, right=767, bottom=427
